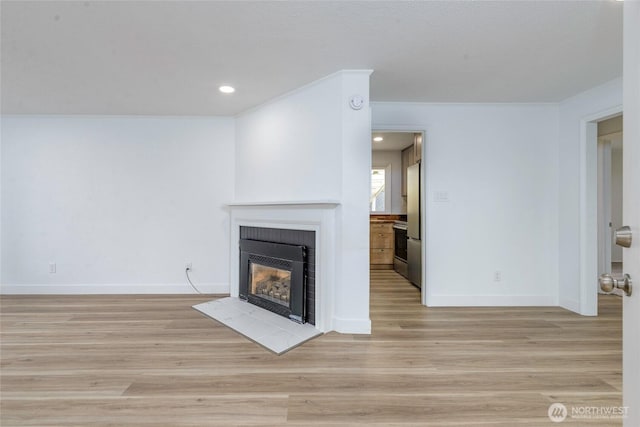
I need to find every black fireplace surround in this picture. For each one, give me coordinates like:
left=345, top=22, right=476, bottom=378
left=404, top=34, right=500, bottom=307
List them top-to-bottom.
left=239, top=238, right=307, bottom=323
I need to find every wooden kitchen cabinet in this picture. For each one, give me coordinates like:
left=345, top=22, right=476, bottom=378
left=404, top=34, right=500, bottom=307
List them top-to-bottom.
left=401, top=133, right=423, bottom=197
left=414, top=133, right=423, bottom=163
left=401, top=146, right=414, bottom=197
left=370, top=222, right=394, bottom=269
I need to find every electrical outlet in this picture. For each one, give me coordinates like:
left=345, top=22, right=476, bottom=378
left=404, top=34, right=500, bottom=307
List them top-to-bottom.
left=49, top=262, right=56, bottom=274
left=185, top=262, right=192, bottom=271
left=493, top=271, right=502, bottom=282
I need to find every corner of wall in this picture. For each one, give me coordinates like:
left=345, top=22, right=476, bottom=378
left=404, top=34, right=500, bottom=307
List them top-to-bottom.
left=333, top=316, right=371, bottom=334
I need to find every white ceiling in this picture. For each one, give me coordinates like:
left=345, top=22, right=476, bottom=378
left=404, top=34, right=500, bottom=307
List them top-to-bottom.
left=1, top=1, right=623, bottom=116
left=372, top=132, right=415, bottom=152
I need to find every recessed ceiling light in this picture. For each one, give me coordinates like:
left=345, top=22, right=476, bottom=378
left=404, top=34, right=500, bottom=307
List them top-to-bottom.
left=219, top=85, right=235, bottom=94
left=373, top=136, right=384, bottom=142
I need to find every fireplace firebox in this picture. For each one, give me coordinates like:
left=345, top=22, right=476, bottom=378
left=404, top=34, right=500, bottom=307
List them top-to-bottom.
left=239, top=238, right=307, bottom=323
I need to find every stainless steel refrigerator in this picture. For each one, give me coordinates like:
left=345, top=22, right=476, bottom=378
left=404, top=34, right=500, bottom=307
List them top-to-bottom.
left=407, top=163, right=422, bottom=287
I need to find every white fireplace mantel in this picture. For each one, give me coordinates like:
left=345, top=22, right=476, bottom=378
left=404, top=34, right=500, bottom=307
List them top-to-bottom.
left=228, top=201, right=340, bottom=333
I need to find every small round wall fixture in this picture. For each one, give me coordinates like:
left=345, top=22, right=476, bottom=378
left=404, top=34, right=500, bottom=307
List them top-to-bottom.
left=219, top=85, right=235, bottom=94
left=349, top=94, right=364, bottom=110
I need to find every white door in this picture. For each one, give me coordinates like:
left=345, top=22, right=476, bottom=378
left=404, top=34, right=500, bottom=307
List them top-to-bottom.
left=622, top=2, right=639, bottom=425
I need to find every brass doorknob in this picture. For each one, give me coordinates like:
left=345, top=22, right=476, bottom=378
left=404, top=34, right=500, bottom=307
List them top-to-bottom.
left=599, top=273, right=633, bottom=296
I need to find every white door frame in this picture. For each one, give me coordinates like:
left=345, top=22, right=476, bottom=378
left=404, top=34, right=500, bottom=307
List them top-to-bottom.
left=578, top=106, right=622, bottom=316
left=371, top=125, right=428, bottom=307
left=597, top=137, right=612, bottom=280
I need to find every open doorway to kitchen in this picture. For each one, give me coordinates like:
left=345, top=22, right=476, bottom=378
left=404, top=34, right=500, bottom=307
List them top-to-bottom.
left=370, top=130, right=425, bottom=306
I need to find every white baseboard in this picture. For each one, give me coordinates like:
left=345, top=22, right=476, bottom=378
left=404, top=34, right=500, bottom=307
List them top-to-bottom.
left=0, top=282, right=230, bottom=295
left=428, top=295, right=557, bottom=307
left=559, top=297, right=580, bottom=313
left=332, top=316, right=371, bottom=334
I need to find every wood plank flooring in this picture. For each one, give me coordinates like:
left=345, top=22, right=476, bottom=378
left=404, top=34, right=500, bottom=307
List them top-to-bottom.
left=1, top=271, right=622, bottom=425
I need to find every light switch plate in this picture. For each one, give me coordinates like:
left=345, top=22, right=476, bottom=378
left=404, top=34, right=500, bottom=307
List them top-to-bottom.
left=434, top=191, right=449, bottom=202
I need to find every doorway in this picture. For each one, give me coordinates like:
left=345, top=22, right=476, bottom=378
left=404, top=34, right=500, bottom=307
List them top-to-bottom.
left=579, top=107, right=622, bottom=316
left=597, top=115, right=624, bottom=287
left=370, top=129, right=426, bottom=305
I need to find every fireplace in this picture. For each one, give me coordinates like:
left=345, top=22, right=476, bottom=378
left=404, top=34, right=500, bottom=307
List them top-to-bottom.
left=230, top=207, right=329, bottom=330
left=239, top=237, right=308, bottom=323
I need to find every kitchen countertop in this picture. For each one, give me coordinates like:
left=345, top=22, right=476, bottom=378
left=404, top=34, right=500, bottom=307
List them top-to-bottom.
left=370, top=214, right=407, bottom=223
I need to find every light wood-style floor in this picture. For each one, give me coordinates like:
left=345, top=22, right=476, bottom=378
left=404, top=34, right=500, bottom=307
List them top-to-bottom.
left=1, top=271, right=622, bottom=426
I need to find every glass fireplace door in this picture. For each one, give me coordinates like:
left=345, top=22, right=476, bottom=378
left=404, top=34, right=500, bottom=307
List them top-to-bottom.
left=249, top=262, right=292, bottom=308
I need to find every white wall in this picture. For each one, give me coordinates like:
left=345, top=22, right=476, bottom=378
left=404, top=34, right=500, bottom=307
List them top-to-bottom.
left=235, top=70, right=372, bottom=333
left=336, top=71, right=373, bottom=332
left=235, top=77, right=343, bottom=202
left=557, top=78, right=622, bottom=312
left=372, top=103, right=559, bottom=306
left=1, top=116, right=234, bottom=293
left=372, top=150, right=404, bottom=213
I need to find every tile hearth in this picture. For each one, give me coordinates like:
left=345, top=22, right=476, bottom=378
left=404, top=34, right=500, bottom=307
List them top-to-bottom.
left=193, top=297, right=322, bottom=355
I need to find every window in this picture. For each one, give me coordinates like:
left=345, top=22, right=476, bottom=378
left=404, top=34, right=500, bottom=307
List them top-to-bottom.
left=370, top=168, right=386, bottom=212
